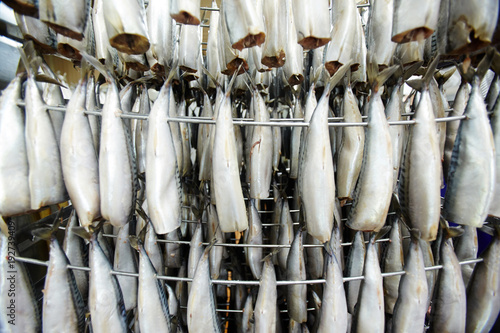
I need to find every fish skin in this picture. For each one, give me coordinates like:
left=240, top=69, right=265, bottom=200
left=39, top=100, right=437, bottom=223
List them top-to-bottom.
left=39, top=0, right=89, bottom=40
left=92, top=0, right=113, bottom=61
left=102, top=0, right=150, bottom=55
left=170, top=0, right=201, bottom=25
left=206, top=0, right=221, bottom=88
left=261, top=0, right=286, bottom=67
left=283, top=0, right=304, bottom=85
left=291, top=0, right=331, bottom=49
left=392, top=0, right=440, bottom=43
left=15, top=13, right=57, bottom=54
left=179, top=24, right=201, bottom=74
left=395, top=40, right=425, bottom=65
left=25, top=68, right=66, bottom=210
left=85, top=73, right=101, bottom=154
left=0, top=75, right=30, bottom=216
left=486, top=75, right=500, bottom=112
left=60, top=77, right=100, bottom=228
left=443, top=77, right=496, bottom=228
left=99, top=78, right=134, bottom=228
left=429, top=78, right=447, bottom=165
left=146, top=81, right=182, bottom=234
left=443, top=81, right=469, bottom=181
left=42, top=82, right=65, bottom=148
left=385, top=83, right=405, bottom=191
left=337, top=84, right=365, bottom=200
left=301, top=85, right=335, bottom=243
left=398, top=86, right=441, bottom=241
left=135, top=87, right=149, bottom=176
left=347, top=88, right=393, bottom=233
left=249, top=89, right=273, bottom=199
left=489, top=91, right=500, bottom=218
left=198, top=92, right=214, bottom=181
left=212, top=92, right=248, bottom=232
left=178, top=98, right=192, bottom=176
left=289, top=99, right=303, bottom=179
left=272, top=107, right=281, bottom=173
left=278, top=198, right=294, bottom=270
left=245, top=200, right=263, bottom=279
left=207, top=204, right=224, bottom=279
left=63, top=211, right=88, bottom=299
left=187, top=224, right=204, bottom=294
left=454, top=225, right=478, bottom=288
left=165, top=228, right=182, bottom=269
left=465, top=228, right=500, bottom=333
left=286, top=229, right=307, bottom=323
left=345, top=231, right=365, bottom=314
left=0, top=232, right=40, bottom=332
left=305, top=233, right=323, bottom=280
left=88, top=235, right=127, bottom=333
left=351, top=235, right=384, bottom=333
left=43, top=236, right=86, bottom=333
left=429, top=236, right=466, bottom=333
left=391, top=238, right=428, bottom=333
left=419, top=238, right=437, bottom=307
left=137, top=243, right=172, bottom=333
left=187, top=246, right=221, bottom=333
left=317, top=253, right=348, bottom=333
left=254, top=257, right=277, bottom=333
left=240, top=294, right=254, bottom=333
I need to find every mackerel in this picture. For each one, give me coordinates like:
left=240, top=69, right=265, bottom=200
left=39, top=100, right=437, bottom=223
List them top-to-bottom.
left=245, top=200, right=263, bottom=279
left=286, top=228, right=307, bottom=323
left=254, top=256, right=277, bottom=333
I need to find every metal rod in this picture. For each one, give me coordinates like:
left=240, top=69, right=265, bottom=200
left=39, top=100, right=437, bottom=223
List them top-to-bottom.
left=17, top=101, right=466, bottom=127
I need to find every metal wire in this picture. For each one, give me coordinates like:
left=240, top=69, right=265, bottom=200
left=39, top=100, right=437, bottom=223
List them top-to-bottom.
left=16, top=101, right=465, bottom=127
left=13, top=255, right=484, bottom=285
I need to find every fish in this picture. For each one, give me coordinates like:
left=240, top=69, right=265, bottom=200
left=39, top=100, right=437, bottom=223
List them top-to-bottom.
left=3, top=0, right=38, bottom=18
left=39, top=0, right=89, bottom=40
left=92, top=0, right=113, bottom=62
left=102, top=0, right=150, bottom=54
left=147, top=0, right=174, bottom=69
left=170, top=0, right=201, bottom=25
left=223, top=0, right=265, bottom=51
left=261, top=0, right=286, bottom=67
left=283, top=0, right=304, bottom=85
left=291, top=0, right=330, bottom=49
left=366, top=0, right=397, bottom=69
left=392, top=0, right=440, bottom=43
left=444, top=0, right=499, bottom=55
left=15, top=13, right=57, bottom=54
left=179, top=24, right=201, bottom=74
left=395, top=40, right=425, bottom=65
left=22, top=50, right=66, bottom=210
left=398, top=66, right=442, bottom=241
left=347, top=67, right=395, bottom=232
left=40, top=70, right=65, bottom=148
left=443, top=72, right=496, bottom=228
left=60, top=73, right=100, bottom=228
left=85, top=73, right=100, bottom=155
left=0, top=74, right=31, bottom=217
left=486, top=74, right=500, bottom=112
left=146, top=77, right=182, bottom=234
left=443, top=80, right=469, bottom=182
left=336, top=82, right=365, bottom=200
left=212, top=85, right=248, bottom=232
left=134, top=87, right=149, bottom=176
left=249, top=88, right=273, bottom=199
left=489, top=90, right=500, bottom=218
left=198, top=91, right=214, bottom=182
left=178, top=98, right=192, bottom=176
left=289, top=98, right=303, bottom=179
left=271, top=107, right=281, bottom=172
left=278, top=198, right=294, bottom=270
left=244, top=200, right=263, bottom=279
left=207, top=204, right=224, bottom=279
left=62, top=211, right=88, bottom=299
left=382, top=217, right=404, bottom=314
left=113, top=222, right=138, bottom=311
left=187, top=223, right=204, bottom=294
left=465, top=223, right=500, bottom=333
left=40, top=224, right=86, bottom=333
left=429, top=225, right=466, bottom=333
left=454, top=225, right=478, bottom=287
left=165, top=228, right=182, bottom=269
left=286, top=228, right=307, bottom=323
left=0, top=231, right=40, bottom=332
left=88, top=231, right=128, bottom=333
left=345, top=231, right=365, bottom=314
left=305, top=233, right=323, bottom=280
left=351, top=234, right=385, bottom=333
left=391, top=234, right=428, bottom=333
left=134, top=238, right=172, bottom=332
left=187, top=246, right=221, bottom=333
left=316, top=252, right=348, bottom=333
left=254, top=256, right=277, bottom=333
left=240, top=294, right=254, bottom=333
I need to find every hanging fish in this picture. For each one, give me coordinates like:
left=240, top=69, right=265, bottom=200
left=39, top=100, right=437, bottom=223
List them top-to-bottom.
left=39, top=0, right=90, bottom=40
left=147, top=0, right=174, bottom=69
left=170, top=0, right=201, bottom=25
left=223, top=0, right=265, bottom=51
left=261, top=0, right=286, bottom=67
left=283, top=0, right=304, bottom=85
left=291, top=0, right=330, bottom=50
left=366, top=0, right=397, bottom=69
left=392, top=0, right=440, bottom=43
left=15, top=13, right=57, bottom=54
left=0, top=74, right=30, bottom=217
left=244, top=200, right=263, bottom=279
left=62, top=211, right=88, bottom=299
left=382, top=217, right=404, bottom=315
left=113, top=222, right=137, bottom=312
left=286, top=228, right=307, bottom=323
left=345, top=231, right=365, bottom=314
left=254, top=256, right=277, bottom=332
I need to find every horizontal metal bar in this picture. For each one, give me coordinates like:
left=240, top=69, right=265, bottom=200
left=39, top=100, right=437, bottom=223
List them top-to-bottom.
left=17, top=101, right=466, bottom=127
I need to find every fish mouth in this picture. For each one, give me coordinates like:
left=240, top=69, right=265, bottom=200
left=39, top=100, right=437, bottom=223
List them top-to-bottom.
left=45, top=22, right=84, bottom=41
left=109, top=33, right=150, bottom=55
left=298, top=36, right=331, bottom=50
left=261, top=50, right=286, bottom=68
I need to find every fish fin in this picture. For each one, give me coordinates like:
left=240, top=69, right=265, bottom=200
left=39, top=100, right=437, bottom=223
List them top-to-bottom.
left=18, top=45, right=33, bottom=77
left=476, top=48, right=495, bottom=82
left=491, top=49, right=500, bottom=75
left=81, top=51, right=116, bottom=82
left=367, top=52, right=398, bottom=92
left=422, top=56, right=440, bottom=87
left=326, top=61, right=351, bottom=94
left=403, top=61, right=424, bottom=81
left=201, top=64, right=219, bottom=88
left=435, top=66, right=456, bottom=85
left=406, top=79, right=423, bottom=91
left=31, top=208, right=63, bottom=240
left=439, top=216, right=464, bottom=239
left=374, top=225, right=391, bottom=241
left=71, top=227, right=92, bottom=242
left=128, top=235, right=140, bottom=251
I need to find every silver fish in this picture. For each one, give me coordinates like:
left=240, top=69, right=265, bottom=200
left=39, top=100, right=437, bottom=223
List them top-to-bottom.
left=39, top=0, right=89, bottom=40
left=147, top=0, right=174, bottom=69
left=170, top=0, right=201, bottom=25
left=223, top=0, right=265, bottom=51
left=261, top=0, right=286, bottom=67
left=283, top=0, right=304, bottom=85
left=366, top=0, right=397, bottom=69
left=392, top=0, right=440, bottom=43
left=15, top=13, right=57, bottom=54
left=179, top=24, right=201, bottom=75
left=85, top=73, right=100, bottom=155
left=0, top=75, right=30, bottom=217
left=60, top=75, right=100, bottom=228
left=443, top=76, right=496, bottom=228
left=146, top=80, right=182, bottom=234
left=42, top=81, right=65, bottom=148
left=385, top=82, right=405, bottom=191
left=135, top=87, right=149, bottom=176
left=489, top=91, right=500, bottom=218
left=198, top=92, right=214, bottom=182
left=289, top=98, right=303, bottom=179
left=278, top=198, right=294, bottom=270
left=245, top=200, right=263, bottom=279
left=207, top=204, right=224, bottom=279
left=63, top=211, right=88, bottom=299
left=382, top=217, right=404, bottom=314
left=113, top=222, right=137, bottom=311
left=187, top=224, right=204, bottom=294
left=454, top=225, right=478, bottom=287
left=286, top=228, right=307, bottom=323
left=345, top=231, right=365, bottom=314
left=0, top=232, right=40, bottom=332
left=305, top=233, right=323, bottom=280
left=42, top=234, right=85, bottom=333
left=351, top=235, right=384, bottom=333
left=391, top=237, right=428, bottom=333
left=187, top=246, right=221, bottom=332
left=317, top=252, right=348, bottom=333
left=254, top=257, right=277, bottom=333
left=240, top=294, right=254, bottom=333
